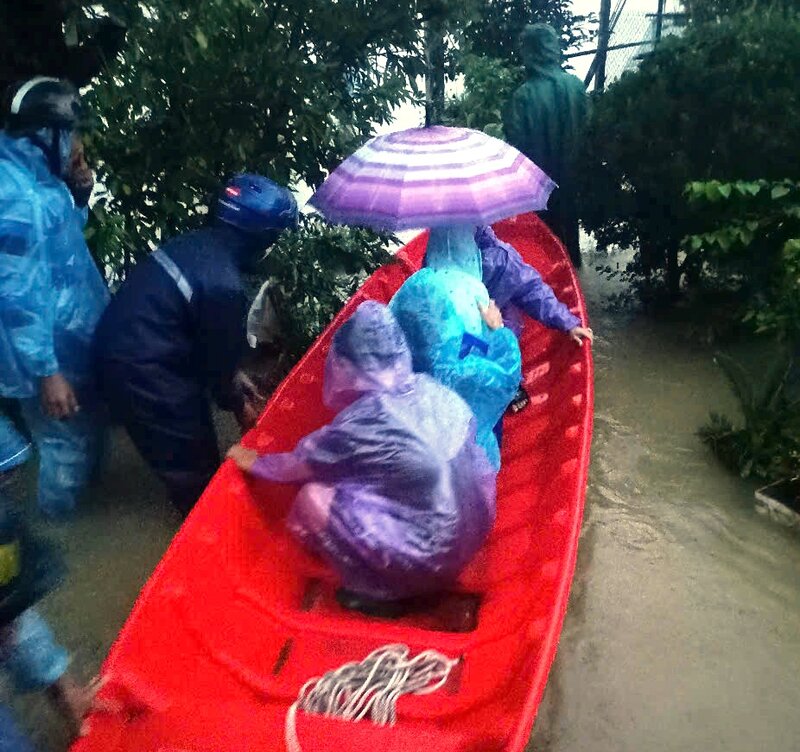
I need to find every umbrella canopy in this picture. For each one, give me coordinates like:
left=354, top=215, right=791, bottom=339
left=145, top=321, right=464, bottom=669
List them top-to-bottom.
left=309, top=125, right=556, bottom=232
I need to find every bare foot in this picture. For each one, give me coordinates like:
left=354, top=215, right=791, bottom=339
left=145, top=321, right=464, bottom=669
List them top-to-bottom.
left=49, top=674, right=107, bottom=737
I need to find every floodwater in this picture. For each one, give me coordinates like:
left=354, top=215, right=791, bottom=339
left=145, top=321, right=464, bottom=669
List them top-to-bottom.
left=530, top=252, right=800, bottom=752
left=4, top=255, right=799, bottom=751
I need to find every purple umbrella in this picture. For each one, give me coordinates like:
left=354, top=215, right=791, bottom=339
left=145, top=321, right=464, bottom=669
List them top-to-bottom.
left=309, top=125, right=556, bottom=232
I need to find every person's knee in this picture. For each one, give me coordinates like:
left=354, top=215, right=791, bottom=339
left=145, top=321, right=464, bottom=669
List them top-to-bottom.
left=293, top=483, right=335, bottom=534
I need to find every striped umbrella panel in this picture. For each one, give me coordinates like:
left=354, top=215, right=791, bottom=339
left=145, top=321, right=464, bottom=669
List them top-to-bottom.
left=310, top=126, right=557, bottom=231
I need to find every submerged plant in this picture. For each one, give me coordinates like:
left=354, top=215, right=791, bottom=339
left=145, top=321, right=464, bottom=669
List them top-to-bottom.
left=700, top=351, right=800, bottom=481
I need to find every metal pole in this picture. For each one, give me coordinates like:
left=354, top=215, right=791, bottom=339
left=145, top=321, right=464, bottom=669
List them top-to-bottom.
left=595, top=0, right=612, bottom=91
left=655, top=0, right=666, bottom=41
left=568, top=39, right=651, bottom=60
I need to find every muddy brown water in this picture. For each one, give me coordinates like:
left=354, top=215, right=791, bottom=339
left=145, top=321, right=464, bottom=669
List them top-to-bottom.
left=530, top=254, right=800, bottom=752
left=4, top=258, right=799, bottom=751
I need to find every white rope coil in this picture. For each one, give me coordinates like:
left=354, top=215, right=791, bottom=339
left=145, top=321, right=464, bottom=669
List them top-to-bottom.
left=284, top=644, right=458, bottom=752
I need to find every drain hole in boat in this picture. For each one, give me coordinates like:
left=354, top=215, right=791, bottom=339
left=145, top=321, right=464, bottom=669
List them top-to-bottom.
left=300, top=580, right=482, bottom=633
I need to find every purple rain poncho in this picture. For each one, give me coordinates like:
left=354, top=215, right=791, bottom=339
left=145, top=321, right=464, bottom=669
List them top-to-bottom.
left=475, top=225, right=580, bottom=338
left=249, top=301, right=496, bottom=601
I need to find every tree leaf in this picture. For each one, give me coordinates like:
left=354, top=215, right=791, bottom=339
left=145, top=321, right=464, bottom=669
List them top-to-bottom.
left=705, top=182, right=722, bottom=202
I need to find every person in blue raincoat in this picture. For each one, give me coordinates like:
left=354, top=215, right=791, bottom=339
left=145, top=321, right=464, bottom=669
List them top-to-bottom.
left=0, top=77, right=109, bottom=518
left=94, top=175, right=298, bottom=516
left=390, top=225, right=522, bottom=469
left=0, top=477, right=107, bottom=748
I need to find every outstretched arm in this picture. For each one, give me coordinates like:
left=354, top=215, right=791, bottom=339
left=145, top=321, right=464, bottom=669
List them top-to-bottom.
left=478, top=227, right=583, bottom=334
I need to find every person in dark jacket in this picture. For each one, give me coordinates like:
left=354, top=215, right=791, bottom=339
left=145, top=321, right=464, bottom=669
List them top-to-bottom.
left=503, top=24, right=589, bottom=267
left=94, top=174, right=298, bottom=515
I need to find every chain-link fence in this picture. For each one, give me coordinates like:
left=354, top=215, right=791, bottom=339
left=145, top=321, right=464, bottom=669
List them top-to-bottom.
left=574, top=0, right=687, bottom=90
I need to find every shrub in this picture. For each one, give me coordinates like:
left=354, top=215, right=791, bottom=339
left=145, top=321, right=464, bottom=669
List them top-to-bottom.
left=579, top=12, right=800, bottom=299
left=684, top=179, right=800, bottom=342
left=261, top=217, right=396, bottom=364
left=700, top=352, right=800, bottom=482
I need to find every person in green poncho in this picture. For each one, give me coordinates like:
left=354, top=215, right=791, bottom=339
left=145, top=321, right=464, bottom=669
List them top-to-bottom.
left=503, top=23, right=588, bottom=268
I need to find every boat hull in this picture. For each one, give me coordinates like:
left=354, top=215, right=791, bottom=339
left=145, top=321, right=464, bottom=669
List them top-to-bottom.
left=73, top=213, right=593, bottom=752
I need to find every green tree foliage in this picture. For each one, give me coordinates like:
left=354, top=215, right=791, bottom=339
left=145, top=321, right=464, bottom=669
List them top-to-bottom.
left=85, top=0, right=434, bottom=272
left=463, top=0, right=594, bottom=65
left=685, top=0, right=800, bottom=23
left=0, top=1, right=126, bottom=91
left=578, top=12, right=800, bottom=300
left=442, top=54, right=523, bottom=135
left=686, top=179, right=800, bottom=481
left=684, top=180, right=800, bottom=341
left=259, top=216, right=396, bottom=365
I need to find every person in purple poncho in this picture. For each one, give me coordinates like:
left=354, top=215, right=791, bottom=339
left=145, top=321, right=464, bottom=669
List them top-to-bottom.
left=473, top=225, right=593, bottom=417
left=475, top=225, right=593, bottom=343
left=228, top=301, right=496, bottom=617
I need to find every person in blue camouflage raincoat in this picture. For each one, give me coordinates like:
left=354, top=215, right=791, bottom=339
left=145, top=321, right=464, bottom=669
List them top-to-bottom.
left=0, top=78, right=108, bottom=517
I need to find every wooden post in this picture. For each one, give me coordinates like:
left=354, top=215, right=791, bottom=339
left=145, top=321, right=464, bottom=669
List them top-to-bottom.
left=595, top=0, right=612, bottom=92
left=655, top=0, right=666, bottom=41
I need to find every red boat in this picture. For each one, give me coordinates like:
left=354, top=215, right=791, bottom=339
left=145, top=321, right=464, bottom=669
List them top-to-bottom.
left=73, top=213, right=593, bottom=752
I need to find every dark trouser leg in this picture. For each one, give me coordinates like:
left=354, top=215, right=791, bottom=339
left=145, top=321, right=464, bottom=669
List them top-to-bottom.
left=539, top=189, right=581, bottom=268
left=98, top=364, right=220, bottom=516
left=122, top=405, right=220, bottom=516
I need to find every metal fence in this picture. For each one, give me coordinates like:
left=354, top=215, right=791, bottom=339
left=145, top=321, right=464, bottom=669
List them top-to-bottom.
left=572, top=0, right=687, bottom=91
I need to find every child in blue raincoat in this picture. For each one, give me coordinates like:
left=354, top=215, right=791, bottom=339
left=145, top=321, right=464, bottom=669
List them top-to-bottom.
left=0, top=78, right=108, bottom=517
left=390, top=225, right=523, bottom=469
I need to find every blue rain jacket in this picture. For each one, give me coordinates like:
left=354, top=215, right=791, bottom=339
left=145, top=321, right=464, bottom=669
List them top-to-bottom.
left=0, top=133, right=109, bottom=399
left=391, top=226, right=521, bottom=469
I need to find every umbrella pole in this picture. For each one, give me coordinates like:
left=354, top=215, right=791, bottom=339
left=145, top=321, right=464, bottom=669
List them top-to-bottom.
left=424, top=19, right=445, bottom=126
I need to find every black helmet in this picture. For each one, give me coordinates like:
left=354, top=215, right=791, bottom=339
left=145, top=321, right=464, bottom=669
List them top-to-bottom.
left=4, top=77, right=82, bottom=134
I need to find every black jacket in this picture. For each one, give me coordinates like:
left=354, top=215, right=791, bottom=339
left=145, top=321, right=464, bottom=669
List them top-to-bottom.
left=95, top=224, right=261, bottom=413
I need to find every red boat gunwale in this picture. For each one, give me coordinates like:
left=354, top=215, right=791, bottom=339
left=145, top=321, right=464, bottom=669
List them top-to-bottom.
left=73, top=213, right=593, bottom=752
